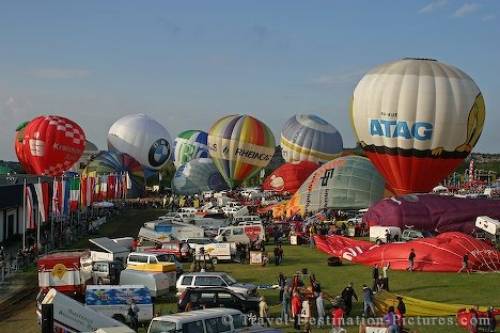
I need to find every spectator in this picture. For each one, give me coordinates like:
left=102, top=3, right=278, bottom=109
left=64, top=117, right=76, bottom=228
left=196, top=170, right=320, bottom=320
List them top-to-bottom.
left=385, top=229, right=392, bottom=243
left=278, top=244, right=284, bottom=265
left=274, top=246, right=280, bottom=266
left=458, top=254, right=470, bottom=274
left=382, top=262, right=391, bottom=291
left=372, top=264, right=379, bottom=290
left=278, top=273, right=286, bottom=302
left=376, top=275, right=386, bottom=292
left=341, top=282, right=358, bottom=316
left=362, top=284, right=376, bottom=317
left=281, top=286, right=291, bottom=321
left=291, top=291, right=302, bottom=330
left=316, top=292, right=326, bottom=327
left=259, top=296, right=270, bottom=327
left=396, top=296, right=406, bottom=331
left=127, top=300, right=140, bottom=332
left=331, top=303, right=345, bottom=332
left=384, top=306, right=399, bottom=333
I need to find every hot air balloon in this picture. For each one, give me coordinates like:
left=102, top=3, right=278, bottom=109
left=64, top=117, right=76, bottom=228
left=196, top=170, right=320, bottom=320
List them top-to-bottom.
left=351, top=58, right=485, bottom=194
left=107, top=114, right=172, bottom=170
left=208, top=114, right=275, bottom=188
left=281, top=114, right=343, bottom=163
left=17, top=115, right=86, bottom=176
left=14, top=121, right=35, bottom=174
left=173, top=130, right=209, bottom=168
left=83, top=151, right=145, bottom=198
left=286, top=156, right=385, bottom=216
left=172, top=158, right=228, bottom=195
left=262, top=161, right=319, bottom=194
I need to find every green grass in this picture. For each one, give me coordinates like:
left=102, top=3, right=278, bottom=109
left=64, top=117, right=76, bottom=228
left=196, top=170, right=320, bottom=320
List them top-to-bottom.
left=68, top=209, right=500, bottom=332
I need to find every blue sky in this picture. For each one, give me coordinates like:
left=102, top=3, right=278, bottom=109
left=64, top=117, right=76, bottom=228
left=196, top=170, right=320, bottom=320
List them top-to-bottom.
left=1, top=0, right=499, bottom=160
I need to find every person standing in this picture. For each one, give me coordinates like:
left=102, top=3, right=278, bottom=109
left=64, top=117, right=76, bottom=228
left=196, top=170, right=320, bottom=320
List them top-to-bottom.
left=385, top=229, right=391, bottom=243
left=278, top=244, right=284, bottom=265
left=274, top=245, right=280, bottom=266
left=407, top=249, right=416, bottom=272
left=382, top=262, right=391, bottom=291
left=372, top=264, right=379, bottom=290
left=278, top=273, right=286, bottom=302
left=341, top=282, right=358, bottom=316
left=362, top=284, right=376, bottom=317
left=281, top=286, right=291, bottom=321
left=291, top=291, right=302, bottom=330
left=316, top=292, right=325, bottom=327
left=259, top=296, right=271, bottom=327
left=396, top=296, right=406, bottom=331
left=127, top=300, right=140, bottom=332
left=331, top=303, right=345, bottom=332
left=384, top=306, right=399, bottom=333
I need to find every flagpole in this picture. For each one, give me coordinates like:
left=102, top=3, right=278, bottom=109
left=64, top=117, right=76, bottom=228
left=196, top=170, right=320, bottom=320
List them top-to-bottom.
left=37, top=177, right=41, bottom=253
left=22, top=178, right=27, bottom=251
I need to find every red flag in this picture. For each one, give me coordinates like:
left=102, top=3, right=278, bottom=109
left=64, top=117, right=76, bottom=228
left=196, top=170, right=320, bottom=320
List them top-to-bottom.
left=108, top=175, right=116, bottom=200
left=99, top=176, right=108, bottom=201
left=80, top=177, right=88, bottom=208
left=52, top=178, right=62, bottom=216
left=33, top=182, right=50, bottom=223
left=25, top=186, right=36, bottom=230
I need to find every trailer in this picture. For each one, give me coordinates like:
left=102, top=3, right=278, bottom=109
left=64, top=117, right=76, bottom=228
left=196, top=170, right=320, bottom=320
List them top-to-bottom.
left=37, top=251, right=93, bottom=297
left=38, top=288, right=127, bottom=332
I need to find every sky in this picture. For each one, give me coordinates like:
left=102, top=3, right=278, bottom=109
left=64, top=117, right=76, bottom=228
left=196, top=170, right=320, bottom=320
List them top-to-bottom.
left=1, top=0, right=499, bottom=160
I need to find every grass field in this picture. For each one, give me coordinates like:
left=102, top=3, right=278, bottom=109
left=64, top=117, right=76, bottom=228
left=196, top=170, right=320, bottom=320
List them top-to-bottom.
left=1, top=208, right=498, bottom=333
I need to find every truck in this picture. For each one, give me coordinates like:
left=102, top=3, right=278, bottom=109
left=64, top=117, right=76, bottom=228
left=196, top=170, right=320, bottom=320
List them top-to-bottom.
left=475, top=216, right=500, bottom=244
left=369, top=226, right=402, bottom=244
left=89, top=237, right=131, bottom=263
left=37, top=251, right=93, bottom=297
left=85, top=285, right=154, bottom=323
left=37, top=288, right=127, bottom=332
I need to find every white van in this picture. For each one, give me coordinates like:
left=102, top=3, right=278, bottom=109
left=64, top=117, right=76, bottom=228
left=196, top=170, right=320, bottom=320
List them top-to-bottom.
left=232, top=216, right=262, bottom=225
left=215, top=224, right=265, bottom=244
left=119, top=270, right=173, bottom=297
left=147, top=308, right=253, bottom=333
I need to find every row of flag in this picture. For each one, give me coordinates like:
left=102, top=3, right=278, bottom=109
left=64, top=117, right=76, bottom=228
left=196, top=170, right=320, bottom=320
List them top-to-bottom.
left=24, top=173, right=130, bottom=230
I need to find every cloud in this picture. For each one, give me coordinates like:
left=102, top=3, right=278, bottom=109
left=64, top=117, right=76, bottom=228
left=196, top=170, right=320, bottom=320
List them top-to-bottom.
left=418, top=0, right=448, bottom=14
left=453, top=3, right=480, bottom=17
left=482, top=14, right=496, bottom=21
left=32, top=68, right=91, bottom=79
left=307, top=69, right=366, bottom=88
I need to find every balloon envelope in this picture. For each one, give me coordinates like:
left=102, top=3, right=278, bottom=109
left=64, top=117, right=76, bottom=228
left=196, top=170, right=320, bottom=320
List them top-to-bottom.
left=351, top=58, right=485, bottom=194
left=108, top=114, right=172, bottom=170
left=208, top=114, right=275, bottom=188
left=281, top=114, right=343, bottom=163
left=19, top=115, right=86, bottom=176
left=14, top=121, right=35, bottom=174
left=173, top=130, right=209, bottom=168
left=83, top=151, right=145, bottom=198
left=286, top=156, right=385, bottom=216
left=172, top=158, right=228, bottom=195
left=262, top=161, right=319, bottom=194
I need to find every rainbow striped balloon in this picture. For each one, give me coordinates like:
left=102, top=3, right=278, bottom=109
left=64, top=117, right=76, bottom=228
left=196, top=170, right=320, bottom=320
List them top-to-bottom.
left=208, top=114, right=275, bottom=188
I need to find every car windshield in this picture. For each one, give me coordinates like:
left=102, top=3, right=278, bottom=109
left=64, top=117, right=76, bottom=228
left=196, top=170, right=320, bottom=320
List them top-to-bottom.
left=221, top=273, right=237, bottom=285
left=148, top=320, right=177, bottom=333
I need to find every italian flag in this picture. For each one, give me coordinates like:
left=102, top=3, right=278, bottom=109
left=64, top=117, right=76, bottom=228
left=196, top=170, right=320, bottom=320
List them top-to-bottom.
left=69, top=178, right=80, bottom=211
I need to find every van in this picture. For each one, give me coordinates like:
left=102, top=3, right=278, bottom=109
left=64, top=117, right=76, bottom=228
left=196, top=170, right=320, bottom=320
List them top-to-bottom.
left=232, top=216, right=262, bottom=225
left=215, top=224, right=265, bottom=244
left=126, top=252, right=177, bottom=273
left=92, top=260, right=124, bottom=285
left=119, top=270, right=173, bottom=297
left=85, top=285, right=153, bottom=323
left=147, top=308, right=257, bottom=333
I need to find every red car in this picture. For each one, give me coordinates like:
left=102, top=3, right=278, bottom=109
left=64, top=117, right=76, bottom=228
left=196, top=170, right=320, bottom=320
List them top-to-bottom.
left=142, top=240, right=192, bottom=261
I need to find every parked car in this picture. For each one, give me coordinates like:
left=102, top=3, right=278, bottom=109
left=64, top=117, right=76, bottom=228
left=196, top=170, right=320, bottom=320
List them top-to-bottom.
left=137, top=251, right=184, bottom=275
left=92, top=260, right=124, bottom=285
left=176, top=272, right=257, bottom=297
left=178, top=287, right=260, bottom=315
left=147, top=308, right=270, bottom=333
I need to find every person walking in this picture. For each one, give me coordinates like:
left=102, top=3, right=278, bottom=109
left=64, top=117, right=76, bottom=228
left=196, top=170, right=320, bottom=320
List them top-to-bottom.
left=274, top=245, right=280, bottom=266
left=407, top=249, right=416, bottom=272
left=458, top=253, right=470, bottom=274
left=372, top=264, right=379, bottom=290
left=278, top=273, right=286, bottom=302
left=341, top=282, right=358, bottom=316
left=362, top=284, right=376, bottom=317
left=291, top=291, right=302, bottom=330
left=316, top=292, right=325, bottom=327
left=259, top=296, right=271, bottom=327
left=384, top=306, right=399, bottom=333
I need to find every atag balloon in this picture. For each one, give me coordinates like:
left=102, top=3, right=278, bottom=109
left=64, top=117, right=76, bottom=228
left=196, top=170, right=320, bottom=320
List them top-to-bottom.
left=351, top=58, right=485, bottom=194
left=108, top=114, right=172, bottom=170
left=208, top=114, right=275, bottom=188
left=281, top=114, right=343, bottom=163
left=19, top=115, right=86, bottom=176
left=173, top=130, right=208, bottom=168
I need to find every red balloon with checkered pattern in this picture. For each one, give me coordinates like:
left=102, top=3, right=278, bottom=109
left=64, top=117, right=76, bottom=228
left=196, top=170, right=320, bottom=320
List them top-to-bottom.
left=21, top=115, right=86, bottom=176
